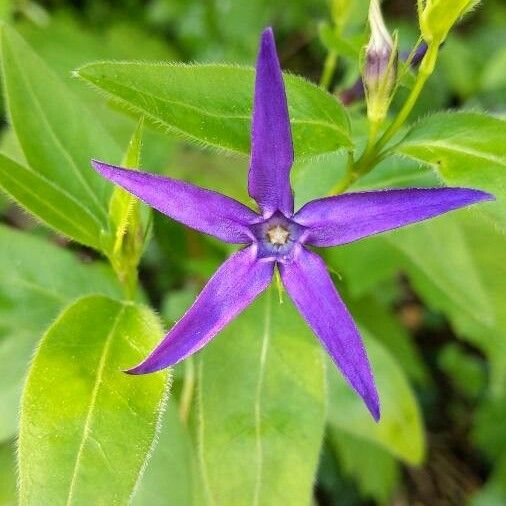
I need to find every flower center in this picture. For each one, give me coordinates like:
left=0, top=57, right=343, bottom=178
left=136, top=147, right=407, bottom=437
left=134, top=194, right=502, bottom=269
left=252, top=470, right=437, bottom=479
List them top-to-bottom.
left=266, top=225, right=290, bottom=245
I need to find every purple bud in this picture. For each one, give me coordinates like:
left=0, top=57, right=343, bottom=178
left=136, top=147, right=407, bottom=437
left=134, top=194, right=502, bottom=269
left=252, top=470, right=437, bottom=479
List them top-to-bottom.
left=363, top=0, right=398, bottom=122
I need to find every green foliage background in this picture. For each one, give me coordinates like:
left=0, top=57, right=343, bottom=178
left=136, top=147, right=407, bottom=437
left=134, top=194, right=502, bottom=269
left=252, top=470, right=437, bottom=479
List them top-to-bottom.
left=0, top=0, right=505, bottom=505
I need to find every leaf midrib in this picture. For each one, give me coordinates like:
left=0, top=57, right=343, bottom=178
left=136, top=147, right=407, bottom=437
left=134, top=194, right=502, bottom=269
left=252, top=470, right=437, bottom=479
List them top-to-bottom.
left=398, top=139, right=506, bottom=168
left=253, top=289, right=272, bottom=506
left=66, top=304, right=125, bottom=506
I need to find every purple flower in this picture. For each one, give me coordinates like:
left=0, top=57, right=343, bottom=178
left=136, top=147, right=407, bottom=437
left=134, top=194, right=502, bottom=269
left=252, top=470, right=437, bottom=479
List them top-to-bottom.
left=92, top=28, right=492, bottom=421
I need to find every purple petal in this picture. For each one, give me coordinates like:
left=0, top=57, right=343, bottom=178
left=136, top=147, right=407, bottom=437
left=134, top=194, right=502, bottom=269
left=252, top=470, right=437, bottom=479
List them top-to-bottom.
left=249, top=27, right=294, bottom=217
left=92, top=160, right=259, bottom=243
left=296, top=187, right=494, bottom=247
left=127, top=246, right=274, bottom=374
left=279, top=247, right=380, bottom=420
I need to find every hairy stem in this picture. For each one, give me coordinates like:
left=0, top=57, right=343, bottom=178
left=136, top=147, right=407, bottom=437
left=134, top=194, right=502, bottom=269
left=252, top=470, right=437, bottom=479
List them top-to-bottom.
left=320, top=50, right=338, bottom=90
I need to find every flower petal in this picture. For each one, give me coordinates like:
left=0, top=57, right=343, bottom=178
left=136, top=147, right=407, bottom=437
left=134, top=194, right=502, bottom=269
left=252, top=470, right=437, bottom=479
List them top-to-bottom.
left=249, top=27, right=294, bottom=216
left=92, top=160, right=259, bottom=243
left=295, top=187, right=494, bottom=247
left=127, top=246, right=274, bottom=374
left=279, top=247, right=380, bottom=420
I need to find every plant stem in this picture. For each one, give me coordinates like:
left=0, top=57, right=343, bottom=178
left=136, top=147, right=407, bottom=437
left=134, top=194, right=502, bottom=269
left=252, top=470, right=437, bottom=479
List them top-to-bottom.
left=330, top=43, right=439, bottom=195
left=376, top=43, right=439, bottom=150
left=320, top=50, right=338, bottom=90
left=180, top=357, right=195, bottom=424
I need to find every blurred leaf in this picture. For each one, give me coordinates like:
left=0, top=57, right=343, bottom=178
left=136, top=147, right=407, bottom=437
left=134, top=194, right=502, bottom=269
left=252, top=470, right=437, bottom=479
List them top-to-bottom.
left=319, top=22, right=363, bottom=58
left=0, top=25, right=121, bottom=249
left=76, top=62, right=352, bottom=157
left=395, top=112, right=506, bottom=231
left=292, top=151, right=437, bottom=209
left=402, top=213, right=506, bottom=394
left=389, top=214, right=492, bottom=325
left=0, top=224, right=122, bottom=442
left=326, top=236, right=401, bottom=298
left=198, top=287, right=326, bottom=505
left=348, top=294, right=428, bottom=385
left=19, top=295, right=168, bottom=504
left=327, top=331, right=425, bottom=465
left=438, top=343, right=486, bottom=398
left=473, top=395, right=506, bottom=460
left=132, top=399, right=196, bottom=506
left=328, top=430, right=400, bottom=505
left=0, top=442, right=16, bottom=506
left=470, top=454, right=506, bottom=506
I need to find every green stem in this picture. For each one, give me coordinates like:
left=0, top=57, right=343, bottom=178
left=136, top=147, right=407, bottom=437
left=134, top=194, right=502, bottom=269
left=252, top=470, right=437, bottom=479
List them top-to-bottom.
left=330, top=43, right=439, bottom=195
left=376, top=43, right=439, bottom=150
left=320, top=49, right=338, bottom=90
left=179, top=357, right=195, bottom=424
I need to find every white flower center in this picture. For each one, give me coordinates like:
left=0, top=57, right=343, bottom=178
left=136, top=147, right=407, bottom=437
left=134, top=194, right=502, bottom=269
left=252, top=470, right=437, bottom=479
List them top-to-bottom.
left=266, top=225, right=290, bottom=245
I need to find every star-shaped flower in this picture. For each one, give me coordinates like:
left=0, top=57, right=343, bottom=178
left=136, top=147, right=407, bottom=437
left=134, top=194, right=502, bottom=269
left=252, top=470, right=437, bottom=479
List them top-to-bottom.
left=92, top=28, right=493, bottom=421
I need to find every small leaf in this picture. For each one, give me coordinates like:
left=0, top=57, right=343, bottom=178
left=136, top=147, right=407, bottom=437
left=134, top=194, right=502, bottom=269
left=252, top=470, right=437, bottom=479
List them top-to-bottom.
left=0, top=25, right=121, bottom=249
left=76, top=62, right=352, bottom=157
left=394, top=112, right=506, bottom=231
left=109, top=115, right=144, bottom=254
left=0, top=224, right=122, bottom=443
left=198, top=287, right=326, bottom=505
left=19, top=295, right=168, bottom=504
left=327, top=331, right=425, bottom=465
left=328, top=430, right=401, bottom=504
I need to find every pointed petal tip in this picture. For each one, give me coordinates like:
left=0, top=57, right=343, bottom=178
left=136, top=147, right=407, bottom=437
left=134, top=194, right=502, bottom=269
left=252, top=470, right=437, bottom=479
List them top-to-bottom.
left=261, top=26, right=274, bottom=39
left=90, top=159, right=112, bottom=177
left=451, top=186, right=494, bottom=201
left=123, top=360, right=165, bottom=376
left=368, top=397, right=381, bottom=422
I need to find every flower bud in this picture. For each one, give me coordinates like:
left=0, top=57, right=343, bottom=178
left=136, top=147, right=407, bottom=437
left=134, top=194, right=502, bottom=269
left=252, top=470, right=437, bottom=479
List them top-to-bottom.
left=363, top=0, right=398, bottom=124
left=420, top=0, right=479, bottom=45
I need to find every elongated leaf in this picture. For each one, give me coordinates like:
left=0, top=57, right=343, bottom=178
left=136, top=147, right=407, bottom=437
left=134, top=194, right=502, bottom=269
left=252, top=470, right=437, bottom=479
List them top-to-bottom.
left=0, top=25, right=121, bottom=249
left=76, top=62, right=352, bottom=157
left=395, top=112, right=506, bottom=231
left=0, top=154, right=104, bottom=248
left=0, top=225, right=122, bottom=442
left=198, top=287, right=326, bottom=505
left=19, top=295, right=168, bottom=505
left=327, top=331, right=425, bottom=465
left=132, top=399, right=195, bottom=506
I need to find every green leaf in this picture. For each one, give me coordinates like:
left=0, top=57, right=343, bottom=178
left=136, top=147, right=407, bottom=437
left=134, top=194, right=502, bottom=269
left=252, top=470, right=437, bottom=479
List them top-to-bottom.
left=0, top=25, right=121, bottom=249
left=76, top=62, right=352, bottom=157
left=394, top=112, right=506, bottom=231
left=0, top=154, right=105, bottom=248
left=388, top=214, right=492, bottom=325
left=0, top=224, right=122, bottom=443
left=197, top=287, right=326, bottom=505
left=347, top=294, right=428, bottom=385
left=19, top=295, right=168, bottom=505
left=327, top=331, right=425, bottom=465
left=132, top=399, right=196, bottom=506
left=328, top=430, right=400, bottom=505
left=0, top=442, right=17, bottom=506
